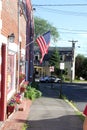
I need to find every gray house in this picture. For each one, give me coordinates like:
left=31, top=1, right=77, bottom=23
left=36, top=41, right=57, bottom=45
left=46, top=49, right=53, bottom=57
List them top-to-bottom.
left=34, top=46, right=75, bottom=82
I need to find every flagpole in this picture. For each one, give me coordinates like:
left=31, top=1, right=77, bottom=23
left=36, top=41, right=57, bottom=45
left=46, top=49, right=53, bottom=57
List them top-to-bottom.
left=26, top=40, right=35, bottom=47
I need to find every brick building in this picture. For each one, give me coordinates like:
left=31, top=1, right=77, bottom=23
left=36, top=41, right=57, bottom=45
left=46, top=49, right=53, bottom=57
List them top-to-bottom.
left=0, top=0, right=34, bottom=121
left=26, top=0, right=34, bottom=82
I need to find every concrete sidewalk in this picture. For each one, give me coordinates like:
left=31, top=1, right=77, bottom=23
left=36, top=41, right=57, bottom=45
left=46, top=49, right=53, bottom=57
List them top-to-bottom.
left=26, top=97, right=83, bottom=130
left=0, top=99, right=32, bottom=130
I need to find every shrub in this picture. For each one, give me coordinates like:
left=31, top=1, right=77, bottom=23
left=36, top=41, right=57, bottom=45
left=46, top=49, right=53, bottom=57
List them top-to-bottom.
left=24, top=85, right=42, bottom=100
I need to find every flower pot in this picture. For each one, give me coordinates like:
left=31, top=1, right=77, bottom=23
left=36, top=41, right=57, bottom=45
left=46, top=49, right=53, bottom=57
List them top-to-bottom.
left=7, top=105, right=15, bottom=117
left=7, top=105, right=15, bottom=113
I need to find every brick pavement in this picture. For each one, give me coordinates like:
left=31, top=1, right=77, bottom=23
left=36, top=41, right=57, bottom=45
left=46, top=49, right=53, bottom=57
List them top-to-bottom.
left=0, top=99, right=32, bottom=130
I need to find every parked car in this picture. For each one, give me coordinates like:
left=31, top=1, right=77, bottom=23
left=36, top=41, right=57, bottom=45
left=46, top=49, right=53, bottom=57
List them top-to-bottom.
left=39, top=76, right=49, bottom=83
left=40, top=76, right=61, bottom=83
left=47, top=76, right=61, bottom=83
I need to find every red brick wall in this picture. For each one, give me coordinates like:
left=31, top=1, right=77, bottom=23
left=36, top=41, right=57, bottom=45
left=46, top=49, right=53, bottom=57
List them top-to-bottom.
left=0, top=0, right=26, bottom=121
left=1, top=0, right=26, bottom=46
left=1, top=0, right=18, bottom=43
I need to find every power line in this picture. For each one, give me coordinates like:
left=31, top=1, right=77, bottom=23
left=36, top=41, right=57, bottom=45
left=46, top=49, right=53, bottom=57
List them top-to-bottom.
left=33, top=4, right=87, bottom=7
left=34, top=6, right=87, bottom=17
left=39, top=7, right=87, bottom=17
left=35, top=23, right=87, bottom=34
left=58, top=28, right=87, bottom=32
left=59, top=31, right=87, bottom=34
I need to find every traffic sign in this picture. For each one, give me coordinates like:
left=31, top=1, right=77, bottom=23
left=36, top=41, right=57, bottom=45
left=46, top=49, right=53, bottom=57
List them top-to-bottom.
left=49, top=66, right=54, bottom=72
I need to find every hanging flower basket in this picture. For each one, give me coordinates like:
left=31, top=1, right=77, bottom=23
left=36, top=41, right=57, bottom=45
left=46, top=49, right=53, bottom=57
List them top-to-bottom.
left=20, top=81, right=28, bottom=93
left=24, top=81, right=29, bottom=86
left=20, top=86, right=26, bottom=93
left=14, top=93, right=22, bottom=104
left=15, top=97, right=22, bottom=104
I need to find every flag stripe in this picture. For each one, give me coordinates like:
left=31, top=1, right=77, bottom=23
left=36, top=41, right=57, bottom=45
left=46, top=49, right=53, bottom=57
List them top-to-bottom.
left=36, top=31, right=50, bottom=63
left=40, top=36, right=47, bottom=53
left=36, top=37, right=45, bottom=54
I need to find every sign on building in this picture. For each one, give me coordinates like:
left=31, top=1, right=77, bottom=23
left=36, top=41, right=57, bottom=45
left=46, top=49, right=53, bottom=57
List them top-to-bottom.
left=49, top=66, right=54, bottom=72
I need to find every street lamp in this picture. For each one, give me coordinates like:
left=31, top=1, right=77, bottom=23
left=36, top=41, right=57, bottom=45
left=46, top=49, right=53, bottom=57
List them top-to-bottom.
left=8, top=33, right=15, bottom=43
left=20, top=59, right=25, bottom=66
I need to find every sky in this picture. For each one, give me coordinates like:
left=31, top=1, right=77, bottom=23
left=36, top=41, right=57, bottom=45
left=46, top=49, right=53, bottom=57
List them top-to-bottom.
left=31, top=0, right=87, bottom=57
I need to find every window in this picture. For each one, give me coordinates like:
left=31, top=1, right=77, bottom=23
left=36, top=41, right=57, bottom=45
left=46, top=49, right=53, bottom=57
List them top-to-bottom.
left=7, top=54, right=15, bottom=91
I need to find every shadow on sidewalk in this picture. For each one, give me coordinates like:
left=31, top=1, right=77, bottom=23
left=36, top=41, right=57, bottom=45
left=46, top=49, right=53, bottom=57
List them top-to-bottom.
left=25, top=115, right=83, bottom=130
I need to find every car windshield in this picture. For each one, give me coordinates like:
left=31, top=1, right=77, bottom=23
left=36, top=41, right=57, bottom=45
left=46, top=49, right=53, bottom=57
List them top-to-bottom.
left=44, top=76, right=48, bottom=79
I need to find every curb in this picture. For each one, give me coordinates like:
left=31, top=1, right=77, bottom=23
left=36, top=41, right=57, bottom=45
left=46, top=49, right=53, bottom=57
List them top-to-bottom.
left=64, top=98, right=85, bottom=120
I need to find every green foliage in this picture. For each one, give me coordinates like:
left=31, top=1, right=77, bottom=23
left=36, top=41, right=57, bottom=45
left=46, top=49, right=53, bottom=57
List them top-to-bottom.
left=34, top=16, right=59, bottom=42
left=49, top=49, right=60, bottom=68
left=49, top=49, right=61, bottom=76
left=75, top=54, right=87, bottom=79
left=75, top=54, right=85, bottom=78
left=82, top=57, right=87, bottom=79
left=24, top=85, right=42, bottom=101
left=22, top=124, right=28, bottom=130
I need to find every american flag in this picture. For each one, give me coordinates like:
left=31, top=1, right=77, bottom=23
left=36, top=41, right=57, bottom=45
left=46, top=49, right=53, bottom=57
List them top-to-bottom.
left=36, top=31, right=50, bottom=63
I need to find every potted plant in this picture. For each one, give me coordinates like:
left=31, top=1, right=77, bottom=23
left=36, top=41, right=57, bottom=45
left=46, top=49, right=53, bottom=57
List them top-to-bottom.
left=20, top=86, right=26, bottom=93
left=14, top=93, right=22, bottom=104
left=7, top=98, right=15, bottom=116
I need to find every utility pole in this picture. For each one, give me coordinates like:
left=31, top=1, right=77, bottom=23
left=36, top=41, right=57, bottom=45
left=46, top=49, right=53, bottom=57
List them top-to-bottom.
left=68, top=40, right=78, bottom=82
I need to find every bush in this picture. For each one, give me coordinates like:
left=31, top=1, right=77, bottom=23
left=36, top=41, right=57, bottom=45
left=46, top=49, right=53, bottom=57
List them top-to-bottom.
left=24, top=86, right=42, bottom=100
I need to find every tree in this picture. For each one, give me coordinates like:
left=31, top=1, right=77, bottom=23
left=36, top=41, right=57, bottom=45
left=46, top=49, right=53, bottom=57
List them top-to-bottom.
left=34, top=16, right=59, bottom=42
left=49, top=49, right=60, bottom=76
left=75, top=54, right=85, bottom=79
left=82, top=57, right=87, bottom=80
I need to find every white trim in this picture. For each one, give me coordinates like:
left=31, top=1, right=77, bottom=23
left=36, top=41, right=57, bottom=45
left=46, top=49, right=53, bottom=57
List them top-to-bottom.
left=0, top=34, right=7, bottom=45
left=0, top=34, right=19, bottom=53
left=8, top=42, right=18, bottom=53
left=21, top=48, right=25, bottom=55
left=7, top=89, right=16, bottom=101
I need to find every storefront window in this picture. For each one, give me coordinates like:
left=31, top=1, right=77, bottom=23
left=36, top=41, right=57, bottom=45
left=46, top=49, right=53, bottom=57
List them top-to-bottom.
left=7, top=54, right=14, bottom=91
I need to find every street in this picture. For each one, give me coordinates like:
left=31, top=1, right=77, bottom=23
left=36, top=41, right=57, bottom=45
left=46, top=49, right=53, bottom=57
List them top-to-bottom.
left=39, top=82, right=87, bottom=112
left=62, top=82, right=87, bottom=112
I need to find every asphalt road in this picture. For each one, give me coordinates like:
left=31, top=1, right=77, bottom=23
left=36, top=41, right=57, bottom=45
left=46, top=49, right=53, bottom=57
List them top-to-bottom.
left=39, top=82, right=87, bottom=112
left=62, top=82, right=87, bottom=112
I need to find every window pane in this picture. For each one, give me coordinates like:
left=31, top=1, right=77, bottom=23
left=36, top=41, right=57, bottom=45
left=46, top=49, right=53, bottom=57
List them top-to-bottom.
left=7, top=54, right=14, bottom=90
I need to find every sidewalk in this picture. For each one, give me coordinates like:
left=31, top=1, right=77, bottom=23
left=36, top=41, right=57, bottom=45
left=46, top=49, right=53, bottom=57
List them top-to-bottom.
left=26, top=97, right=83, bottom=130
left=0, top=99, right=32, bottom=130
